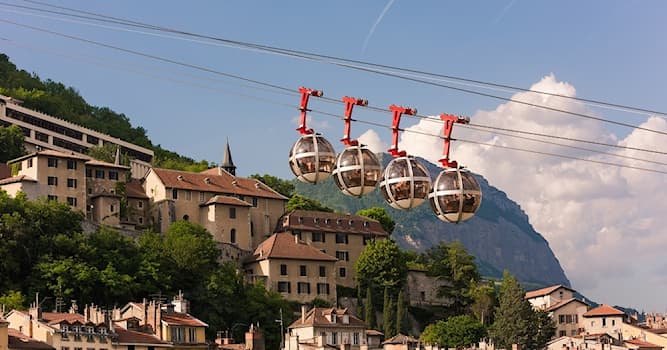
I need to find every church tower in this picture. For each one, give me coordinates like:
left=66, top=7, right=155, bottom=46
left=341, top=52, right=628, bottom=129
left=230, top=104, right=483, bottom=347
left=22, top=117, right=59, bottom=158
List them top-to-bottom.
left=221, top=139, right=236, bottom=176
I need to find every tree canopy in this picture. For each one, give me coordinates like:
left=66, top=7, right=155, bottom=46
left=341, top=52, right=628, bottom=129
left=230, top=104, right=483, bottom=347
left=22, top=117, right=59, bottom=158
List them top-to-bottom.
left=0, top=125, right=25, bottom=163
left=250, top=174, right=295, bottom=198
left=286, top=194, right=333, bottom=212
left=356, top=207, right=395, bottom=234
left=354, top=239, right=407, bottom=296
left=421, top=315, right=487, bottom=349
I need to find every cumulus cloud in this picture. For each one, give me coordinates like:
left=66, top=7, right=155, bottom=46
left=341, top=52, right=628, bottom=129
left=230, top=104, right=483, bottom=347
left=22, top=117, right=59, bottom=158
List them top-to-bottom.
left=399, top=74, right=667, bottom=311
left=291, top=114, right=330, bottom=132
left=358, top=128, right=388, bottom=154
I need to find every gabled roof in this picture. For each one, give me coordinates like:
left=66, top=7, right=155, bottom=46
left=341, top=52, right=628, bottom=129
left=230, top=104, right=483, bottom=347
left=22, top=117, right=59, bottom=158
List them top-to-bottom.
left=9, top=150, right=90, bottom=163
left=85, top=159, right=130, bottom=170
left=149, top=168, right=287, bottom=200
left=0, top=175, right=37, bottom=185
left=126, top=179, right=148, bottom=199
left=201, top=195, right=252, bottom=207
left=281, top=210, right=388, bottom=236
left=248, top=233, right=338, bottom=263
left=525, top=285, right=574, bottom=299
left=545, top=298, right=588, bottom=312
left=583, top=304, right=625, bottom=317
left=288, top=308, right=367, bottom=329
left=161, top=311, right=208, bottom=327
left=40, top=312, right=86, bottom=325
left=114, top=327, right=168, bottom=345
left=8, top=328, right=55, bottom=350
left=365, top=330, right=384, bottom=336
left=383, top=334, right=420, bottom=345
left=624, top=339, right=662, bottom=348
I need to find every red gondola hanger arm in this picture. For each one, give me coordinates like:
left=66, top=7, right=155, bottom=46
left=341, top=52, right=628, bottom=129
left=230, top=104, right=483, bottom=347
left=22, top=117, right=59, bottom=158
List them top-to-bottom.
left=296, top=86, right=323, bottom=135
left=341, top=96, right=368, bottom=146
left=387, top=104, right=417, bottom=157
left=439, top=113, right=470, bottom=168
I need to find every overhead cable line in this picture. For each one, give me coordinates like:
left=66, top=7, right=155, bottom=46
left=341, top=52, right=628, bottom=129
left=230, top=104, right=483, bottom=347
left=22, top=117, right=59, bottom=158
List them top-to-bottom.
left=11, top=0, right=667, bottom=118
left=3, top=16, right=665, bottom=160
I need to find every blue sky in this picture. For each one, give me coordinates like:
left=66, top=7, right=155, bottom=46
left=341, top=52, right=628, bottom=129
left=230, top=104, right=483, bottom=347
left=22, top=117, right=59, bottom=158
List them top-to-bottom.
left=1, top=1, right=666, bottom=312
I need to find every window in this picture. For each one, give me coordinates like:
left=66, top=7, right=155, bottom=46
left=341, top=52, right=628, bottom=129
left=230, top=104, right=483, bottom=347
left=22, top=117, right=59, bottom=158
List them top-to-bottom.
left=48, top=157, right=58, bottom=167
left=27, top=159, right=33, bottom=168
left=67, top=159, right=77, bottom=170
left=85, top=169, right=92, bottom=177
left=94, top=170, right=104, bottom=179
left=108, top=171, right=118, bottom=180
left=48, top=176, right=58, bottom=186
left=67, top=178, right=77, bottom=188
left=172, top=188, right=178, bottom=199
left=185, top=190, right=192, bottom=201
left=199, top=192, right=205, bottom=202
left=47, top=195, right=58, bottom=201
left=67, top=197, right=77, bottom=207
left=252, top=197, right=258, bottom=207
left=138, top=201, right=143, bottom=208
left=110, top=205, right=115, bottom=213
left=229, top=207, right=236, bottom=218
left=138, top=217, right=144, bottom=225
left=314, top=218, right=320, bottom=224
left=325, top=218, right=331, bottom=224
left=230, top=229, right=236, bottom=243
left=312, top=232, right=325, bottom=242
left=335, top=233, right=348, bottom=244
left=336, top=251, right=349, bottom=261
left=280, top=264, right=287, bottom=276
left=300, top=265, right=307, bottom=276
left=319, top=266, right=326, bottom=277
left=339, top=267, right=347, bottom=277
left=277, top=281, right=291, bottom=293
left=297, top=282, right=310, bottom=294
left=317, top=283, right=330, bottom=295
left=420, top=291, right=426, bottom=301
left=559, top=315, right=565, bottom=324
left=566, top=315, right=573, bottom=324
left=602, top=318, right=607, bottom=327
left=611, top=319, right=615, bottom=326
left=86, top=327, right=94, bottom=342
left=99, top=327, right=107, bottom=334
left=170, top=327, right=185, bottom=343
left=189, top=328, right=197, bottom=343
left=559, top=331, right=566, bottom=337
left=331, top=332, right=338, bottom=345
left=353, top=333, right=360, bottom=345
left=127, top=346, right=135, bottom=350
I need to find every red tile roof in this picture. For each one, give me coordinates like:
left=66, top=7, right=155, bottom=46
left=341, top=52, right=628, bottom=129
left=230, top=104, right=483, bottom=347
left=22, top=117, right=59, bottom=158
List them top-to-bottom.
left=85, top=159, right=130, bottom=169
left=151, top=168, right=287, bottom=200
left=0, top=175, right=37, bottom=185
left=126, top=179, right=148, bottom=199
left=202, top=195, right=252, bottom=207
left=281, top=210, right=388, bottom=236
left=249, top=233, right=338, bottom=263
left=525, top=285, right=574, bottom=299
left=545, top=298, right=588, bottom=312
left=583, top=304, right=625, bottom=317
left=288, top=308, right=367, bottom=329
left=160, top=311, right=208, bottom=327
left=40, top=312, right=86, bottom=324
left=114, top=327, right=168, bottom=345
left=7, top=328, right=55, bottom=350
left=365, top=330, right=384, bottom=336
left=383, top=334, right=420, bottom=345
left=624, top=339, right=662, bottom=348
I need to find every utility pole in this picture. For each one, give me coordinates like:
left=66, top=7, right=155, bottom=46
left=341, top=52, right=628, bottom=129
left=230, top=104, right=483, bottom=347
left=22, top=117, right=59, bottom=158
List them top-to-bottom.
left=275, top=308, right=284, bottom=350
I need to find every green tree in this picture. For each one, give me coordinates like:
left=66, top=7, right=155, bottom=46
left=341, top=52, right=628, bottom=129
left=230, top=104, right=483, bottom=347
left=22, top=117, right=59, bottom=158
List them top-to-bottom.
left=0, top=125, right=25, bottom=162
left=250, top=174, right=295, bottom=197
left=286, top=194, right=333, bottom=212
left=356, top=207, right=395, bottom=234
left=354, top=239, right=408, bottom=297
left=423, top=241, right=480, bottom=314
left=488, top=271, right=535, bottom=350
left=470, top=283, right=497, bottom=325
left=365, top=287, right=376, bottom=329
left=382, top=287, right=395, bottom=338
left=396, top=289, right=407, bottom=335
left=0, top=290, right=26, bottom=310
left=531, top=309, right=556, bottom=350
left=421, top=315, right=486, bottom=348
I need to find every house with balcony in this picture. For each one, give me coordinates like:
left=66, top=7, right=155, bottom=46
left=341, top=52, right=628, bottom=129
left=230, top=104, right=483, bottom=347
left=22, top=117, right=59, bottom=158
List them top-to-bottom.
left=286, top=307, right=369, bottom=350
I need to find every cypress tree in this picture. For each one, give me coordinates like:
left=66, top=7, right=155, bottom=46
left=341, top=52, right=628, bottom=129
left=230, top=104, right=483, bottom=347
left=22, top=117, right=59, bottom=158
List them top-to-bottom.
left=488, top=271, right=534, bottom=349
left=357, top=285, right=365, bottom=321
left=383, top=286, right=396, bottom=337
left=365, top=287, right=376, bottom=329
left=396, top=289, right=407, bottom=334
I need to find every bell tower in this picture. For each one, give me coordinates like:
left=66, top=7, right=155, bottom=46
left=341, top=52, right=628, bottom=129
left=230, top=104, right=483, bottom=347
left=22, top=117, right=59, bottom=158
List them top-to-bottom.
left=221, top=138, right=236, bottom=176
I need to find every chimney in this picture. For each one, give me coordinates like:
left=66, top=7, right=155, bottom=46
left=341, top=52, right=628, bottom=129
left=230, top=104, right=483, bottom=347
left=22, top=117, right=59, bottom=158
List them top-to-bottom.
left=173, top=291, right=189, bottom=313
left=29, top=294, right=42, bottom=321
left=301, top=305, right=307, bottom=323
left=245, top=324, right=265, bottom=350
left=512, top=344, right=521, bottom=350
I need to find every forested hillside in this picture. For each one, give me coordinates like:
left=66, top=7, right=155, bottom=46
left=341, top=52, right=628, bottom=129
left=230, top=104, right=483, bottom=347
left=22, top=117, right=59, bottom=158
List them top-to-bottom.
left=0, top=53, right=209, bottom=171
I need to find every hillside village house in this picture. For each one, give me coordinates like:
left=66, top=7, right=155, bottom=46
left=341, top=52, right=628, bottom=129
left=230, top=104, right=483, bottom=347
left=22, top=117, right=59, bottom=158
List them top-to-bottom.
left=0, top=150, right=147, bottom=228
left=277, top=210, right=388, bottom=288
left=245, top=233, right=338, bottom=304
left=525, top=285, right=589, bottom=338
left=4, top=294, right=206, bottom=350
left=286, top=307, right=370, bottom=350
left=0, top=317, right=54, bottom=350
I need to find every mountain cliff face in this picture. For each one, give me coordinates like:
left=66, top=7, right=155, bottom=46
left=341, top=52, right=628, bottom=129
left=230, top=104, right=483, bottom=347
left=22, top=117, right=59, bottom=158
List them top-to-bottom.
left=294, top=153, right=570, bottom=287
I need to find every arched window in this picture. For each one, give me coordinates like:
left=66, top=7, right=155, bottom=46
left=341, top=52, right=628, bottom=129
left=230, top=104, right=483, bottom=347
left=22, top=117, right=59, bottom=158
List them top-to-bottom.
left=183, top=214, right=189, bottom=221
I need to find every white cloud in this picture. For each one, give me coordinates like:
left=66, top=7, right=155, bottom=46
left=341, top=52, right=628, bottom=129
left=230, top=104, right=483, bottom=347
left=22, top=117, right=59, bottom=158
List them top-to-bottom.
left=399, top=74, right=667, bottom=311
left=358, top=128, right=388, bottom=154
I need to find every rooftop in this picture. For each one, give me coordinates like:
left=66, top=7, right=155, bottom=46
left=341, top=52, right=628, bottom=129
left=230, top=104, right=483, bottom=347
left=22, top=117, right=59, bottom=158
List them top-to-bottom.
left=281, top=210, right=388, bottom=236
left=249, top=233, right=338, bottom=263
left=525, top=284, right=574, bottom=299
left=583, top=304, right=626, bottom=317
left=288, top=308, right=367, bottom=329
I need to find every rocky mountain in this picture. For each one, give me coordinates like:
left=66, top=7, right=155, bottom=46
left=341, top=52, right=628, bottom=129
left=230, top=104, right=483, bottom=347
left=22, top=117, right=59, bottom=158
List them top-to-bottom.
left=294, top=153, right=570, bottom=287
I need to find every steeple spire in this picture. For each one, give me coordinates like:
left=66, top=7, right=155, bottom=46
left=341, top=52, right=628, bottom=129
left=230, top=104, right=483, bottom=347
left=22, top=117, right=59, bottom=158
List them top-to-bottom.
left=221, top=138, right=236, bottom=176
